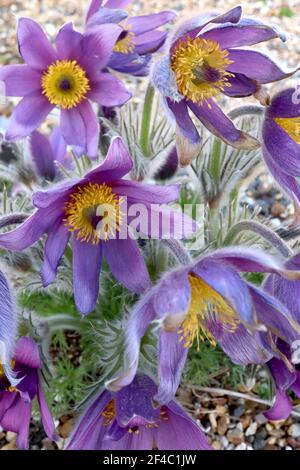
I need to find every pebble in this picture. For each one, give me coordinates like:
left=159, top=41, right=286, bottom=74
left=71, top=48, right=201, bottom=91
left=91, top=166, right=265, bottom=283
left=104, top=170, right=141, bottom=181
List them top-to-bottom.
left=217, top=416, right=229, bottom=436
left=245, top=422, right=257, bottom=436
left=288, top=424, right=300, bottom=438
left=227, top=429, right=244, bottom=446
left=5, top=432, right=16, bottom=442
left=235, top=443, right=247, bottom=450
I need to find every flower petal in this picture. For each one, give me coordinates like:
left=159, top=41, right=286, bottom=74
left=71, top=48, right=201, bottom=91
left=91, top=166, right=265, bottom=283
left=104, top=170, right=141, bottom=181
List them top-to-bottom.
left=105, top=0, right=133, bottom=8
left=86, top=8, right=128, bottom=29
left=129, top=11, right=176, bottom=35
left=17, top=18, right=57, bottom=70
left=55, top=22, right=83, bottom=61
left=134, top=31, right=168, bottom=55
left=0, top=64, right=41, bottom=97
left=88, top=73, right=131, bottom=107
left=222, top=73, right=257, bottom=98
left=267, top=88, right=300, bottom=119
left=6, top=92, right=53, bottom=141
left=188, top=100, right=260, bottom=149
left=30, top=130, right=56, bottom=180
left=111, top=180, right=179, bottom=204
left=41, top=220, right=70, bottom=286
left=72, top=238, right=102, bottom=315
left=103, top=238, right=151, bottom=293
left=0, top=271, right=17, bottom=385
left=14, top=337, right=41, bottom=369
left=37, top=379, right=57, bottom=441
left=264, top=388, right=292, bottom=421
left=0, top=396, right=31, bottom=449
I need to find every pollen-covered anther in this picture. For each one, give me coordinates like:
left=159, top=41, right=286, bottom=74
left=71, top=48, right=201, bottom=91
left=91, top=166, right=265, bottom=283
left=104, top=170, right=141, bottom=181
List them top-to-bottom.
left=113, top=28, right=136, bottom=54
left=171, top=36, right=234, bottom=104
left=41, top=60, right=90, bottom=109
left=274, top=116, right=300, bottom=145
left=64, top=183, right=124, bottom=244
left=178, top=274, right=240, bottom=351
left=101, top=400, right=115, bottom=426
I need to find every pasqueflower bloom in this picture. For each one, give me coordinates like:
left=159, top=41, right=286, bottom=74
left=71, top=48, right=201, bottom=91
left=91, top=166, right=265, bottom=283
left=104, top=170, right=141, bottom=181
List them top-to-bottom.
left=85, top=0, right=176, bottom=76
left=151, top=6, right=298, bottom=164
left=0, top=18, right=131, bottom=157
left=262, top=88, right=300, bottom=220
left=30, top=128, right=72, bottom=181
left=0, top=137, right=193, bottom=315
left=110, top=247, right=300, bottom=404
left=263, top=253, right=300, bottom=420
left=0, top=270, right=17, bottom=386
left=0, top=337, right=56, bottom=449
left=66, top=374, right=211, bottom=450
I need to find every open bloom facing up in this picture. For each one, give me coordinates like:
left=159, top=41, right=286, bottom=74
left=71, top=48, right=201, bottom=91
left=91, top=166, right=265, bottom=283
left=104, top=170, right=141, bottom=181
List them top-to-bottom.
left=86, top=0, right=176, bottom=76
left=152, top=6, right=298, bottom=165
left=0, top=18, right=131, bottom=157
left=262, top=88, right=300, bottom=222
left=30, top=128, right=72, bottom=181
left=0, top=137, right=192, bottom=315
left=110, top=247, right=300, bottom=404
left=263, top=253, right=300, bottom=421
left=0, top=337, right=56, bottom=450
left=66, top=374, right=211, bottom=450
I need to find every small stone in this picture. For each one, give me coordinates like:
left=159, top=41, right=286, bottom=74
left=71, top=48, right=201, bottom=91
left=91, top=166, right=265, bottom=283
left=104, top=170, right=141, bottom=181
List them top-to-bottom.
left=271, top=202, right=286, bottom=218
left=233, top=405, right=245, bottom=418
left=209, top=413, right=218, bottom=432
left=255, top=414, right=268, bottom=426
left=240, top=415, right=251, bottom=429
left=217, top=416, right=228, bottom=436
left=59, top=418, right=74, bottom=439
left=245, top=422, right=257, bottom=436
left=288, top=424, right=300, bottom=438
left=256, top=427, right=268, bottom=439
left=227, top=428, right=244, bottom=446
left=5, top=432, right=16, bottom=443
left=220, top=436, right=229, bottom=448
left=267, top=437, right=277, bottom=445
left=287, top=437, right=300, bottom=449
left=253, top=438, right=266, bottom=450
left=0, top=440, right=17, bottom=450
left=212, top=440, right=222, bottom=450
left=235, top=443, right=247, bottom=450
left=285, top=446, right=293, bottom=450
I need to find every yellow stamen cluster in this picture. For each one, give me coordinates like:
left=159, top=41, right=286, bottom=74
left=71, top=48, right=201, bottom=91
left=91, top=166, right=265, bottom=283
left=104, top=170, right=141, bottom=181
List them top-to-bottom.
left=113, top=30, right=136, bottom=54
left=171, top=36, right=233, bottom=104
left=41, top=60, right=90, bottom=109
left=274, top=116, right=300, bottom=145
left=64, top=183, right=123, bottom=244
left=178, top=274, right=240, bottom=350
left=0, top=361, right=17, bottom=392
left=101, top=400, right=115, bottom=426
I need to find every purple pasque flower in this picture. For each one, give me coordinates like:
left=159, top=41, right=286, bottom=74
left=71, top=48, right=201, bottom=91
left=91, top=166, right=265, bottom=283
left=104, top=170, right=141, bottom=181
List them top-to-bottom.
left=85, top=0, right=176, bottom=76
left=151, top=6, right=299, bottom=165
left=0, top=18, right=131, bottom=157
left=262, top=87, right=300, bottom=223
left=30, top=128, right=72, bottom=181
left=0, top=137, right=193, bottom=315
left=109, top=247, right=300, bottom=404
left=263, top=252, right=300, bottom=420
left=0, top=270, right=18, bottom=386
left=0, top=337, right=56, bottom=450
left=66, top=373, right=211, bottom=450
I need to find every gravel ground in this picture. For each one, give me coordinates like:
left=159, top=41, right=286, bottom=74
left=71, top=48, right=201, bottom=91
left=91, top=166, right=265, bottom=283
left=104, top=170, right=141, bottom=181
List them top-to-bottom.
left=0, top=0, right=300, bottom=452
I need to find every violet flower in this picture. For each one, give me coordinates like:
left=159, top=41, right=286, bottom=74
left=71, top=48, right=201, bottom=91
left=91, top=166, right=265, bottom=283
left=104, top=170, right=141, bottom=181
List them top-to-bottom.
left=85, top=0, right=176, bottom=76
left=151, top=6, right=299, bottom=165
left=0, top=18, right=131, bottom=157
left=262, top=87, right=300, bottom=223
left=30, top=128, right=72, bottom=181
left=0, top=137, right=193, bottom=315
left=109, top=247, right=300, bottom=404
left=263, top=253, right=300, bottom=420
left=0, top=337, right=56, bottom=450
left=66, top=374, right=211, bottom=450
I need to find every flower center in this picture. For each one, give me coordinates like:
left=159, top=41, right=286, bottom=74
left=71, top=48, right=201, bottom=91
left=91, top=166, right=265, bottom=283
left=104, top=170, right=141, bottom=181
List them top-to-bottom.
left=113, top=29, right=135, bottom=54
left=171, top=36, right=233, bottom=104
left=41, top=60, right=90, bottom=109
left=274, top=116, right=300, bottom=145
left=64, top=183, right=123, bottom=244
left=178, top=274, right=239, bottom=350
left=0, top=361, right=17, bottom=393
left=101, top=400, right=116, bottom=426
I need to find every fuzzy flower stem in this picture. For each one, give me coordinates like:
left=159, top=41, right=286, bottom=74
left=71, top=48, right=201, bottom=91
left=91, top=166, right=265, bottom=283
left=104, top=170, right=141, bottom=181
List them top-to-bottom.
left=140, top=84, right=155, bottom=157
left=228, top=105, right=265, bottom=120
left=0, top=213, right=28, bottom=229
left=223, top=220, right=293, bottom=258
left=162, top=239, right=192, bottom=266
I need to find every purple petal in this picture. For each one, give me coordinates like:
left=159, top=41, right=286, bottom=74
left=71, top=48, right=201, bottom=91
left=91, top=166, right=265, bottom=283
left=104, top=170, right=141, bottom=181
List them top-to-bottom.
left=86, top=0, right=103, bottom=23
left=105, top=0, right=133, bottom=8
left=86, top=8, right=128, bottom=29
left=129, top=11, right=176, bottom=35
left=17, top=18, right=56, bottom=70
left=201, top=18, right=285, bottom=48
left=55, top=23, right=83, bottom=61
left=134, top=31, right=168, bottom=55
left=227, top=49, right=300, bottom=84
left=108, top=52, right=151, bottom=76
left=0, top=64, right=41, bottom=97
left=88, top=73, right=131, bottom=107
left=222, top=73, right=257, bottom=98
left=267, top=88, right=300, bottom=119
left=6, top=92, right=53, bottom=141
left=188, top=100, right=260, bottom=149
left=263, top=117, right=300, bottom=177
left=50, top=127, right=68, bottom=165
left=30, top=130, right=56, bottom=180
left=111, top=180, right=179, bottom=204
left=0, top=205, right=63, bottom=251
left=41, top=220, right=70, bottom=286
left=72, top=238, right=102, bottom=314
left=103, top=238, right=151, bottom=293
left=193, top=258, right=254, bottom=323
left=153, top=268, right=191, bottom=320
left=0, top=271, right=17, bottom=385
left=155, top=330, right=188, bottom=405
left=14, top=337, right=41, bottom=369
left=37, top=379, right=56, bottom=441
left=264, top=389, right=292, bottom=421
left=0, top=396, right=31, bottom=449
left=157, top=401, right=212, bottom=450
